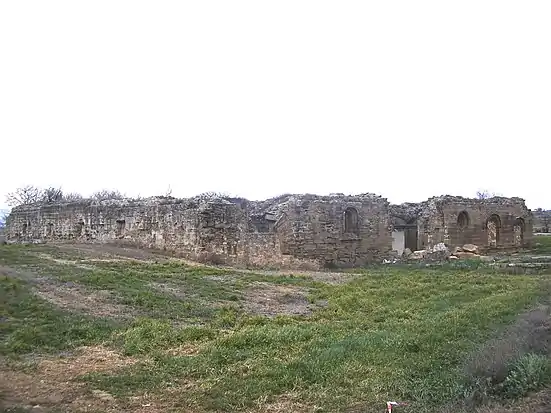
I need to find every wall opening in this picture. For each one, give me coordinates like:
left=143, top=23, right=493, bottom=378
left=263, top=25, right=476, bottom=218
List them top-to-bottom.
left=344, top=207, right=360, bottom=235
left=457, top=211, right=470, bottom=229
left=487, top=214, right=501, bottom=247
left=513, top=217, right=526, bottom=247
left=405, top=218, right=418, bottom=251
left=116, top=219, right=126, bottom=237
left=76, top=222, right=85, bottom=237
left=22, top=223, right=28, bottom=235
left=47, top=223, right=54, bottom=237
left=392, top=230, right=405, bottom=255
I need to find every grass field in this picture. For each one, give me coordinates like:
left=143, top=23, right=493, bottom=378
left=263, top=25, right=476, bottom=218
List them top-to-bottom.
left=2, top=238, right=551, bottom=413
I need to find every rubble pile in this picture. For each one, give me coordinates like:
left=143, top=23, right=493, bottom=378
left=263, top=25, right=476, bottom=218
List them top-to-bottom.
left=403, top=243, right=494, bottom=262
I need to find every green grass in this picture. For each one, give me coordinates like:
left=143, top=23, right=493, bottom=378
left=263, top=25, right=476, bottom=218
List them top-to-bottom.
left=532, top=234, right=551, bottom=255
left=1, top=243, right=551, bottom=412
left=0, top=244, right=318, bottom=324
left=0, top=276, right=115, bottom=356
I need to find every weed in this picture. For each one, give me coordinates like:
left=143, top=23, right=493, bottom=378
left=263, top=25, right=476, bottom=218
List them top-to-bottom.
left=499, top=353, right=551, bottom=399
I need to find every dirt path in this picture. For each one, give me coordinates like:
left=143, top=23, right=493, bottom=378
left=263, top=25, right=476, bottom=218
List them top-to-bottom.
left=54, top=243, right=356, bottom=284
left=54, top=243, right=175, bottom=262
left=0, top=265, right=137, bottom=320
left=0, top=345, right=143, bottom=413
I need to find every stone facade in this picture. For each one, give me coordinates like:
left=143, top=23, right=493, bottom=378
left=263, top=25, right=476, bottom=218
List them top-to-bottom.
left=5, top=192, right=534, bottom=268
left=390, top=196, right=533, bottom=255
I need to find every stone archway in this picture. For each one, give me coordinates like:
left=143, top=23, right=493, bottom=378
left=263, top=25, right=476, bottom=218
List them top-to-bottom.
left=487, top=214, right=501, bottom=247
left=513, top=217, right=525, bottom=247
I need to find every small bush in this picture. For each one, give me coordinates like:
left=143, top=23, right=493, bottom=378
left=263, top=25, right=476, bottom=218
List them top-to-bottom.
left=463, top=305, right=551, bottom=385
left=500, top=353, right=551, bottom=399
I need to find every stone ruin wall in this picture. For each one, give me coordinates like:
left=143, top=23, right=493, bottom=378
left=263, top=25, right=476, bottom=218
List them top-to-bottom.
left=5, top=193, right=393, bottom=269
left=5, top=193, right=534, bottom=267
left=276, top=194, right=392, bottom=266
left=414, top=196, right=533, bottom=252
left=5, top=197, right=246, bottom=260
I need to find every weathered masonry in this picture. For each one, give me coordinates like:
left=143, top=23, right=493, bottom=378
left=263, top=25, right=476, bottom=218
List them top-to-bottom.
left=6, top=192, right=533, bottom=268
left=389, top=196, right=533, bottom=255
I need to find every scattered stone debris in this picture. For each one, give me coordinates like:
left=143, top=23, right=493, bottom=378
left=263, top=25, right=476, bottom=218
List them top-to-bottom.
left=402, top=243, right=495, bottom=263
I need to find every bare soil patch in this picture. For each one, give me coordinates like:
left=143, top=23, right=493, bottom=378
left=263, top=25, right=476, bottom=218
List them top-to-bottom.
left=54, top=243, right=173, bottom=263
left=39, top=250, right=164, bottom=269
left=0, top=265, right=137, bottom=320
left=240, top=268, right=355, bottom=285
left=149, top=281, right=188, bottom=299
left=244, top=282, right=323, bottom=317
left=35, top=284, right=136, bottom=320
left=0, top=345, right=137, bottom=412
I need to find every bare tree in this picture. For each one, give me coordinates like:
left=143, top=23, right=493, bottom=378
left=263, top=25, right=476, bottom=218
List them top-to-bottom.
left=5, top=185, right=43, bottom=207
left=42, top=187, right=64, bottom=203
left=92, top=189, right=125, bottom=201
left=476, top=190, right=502, bottom=199
left=63, top=192, right=84, bottom=201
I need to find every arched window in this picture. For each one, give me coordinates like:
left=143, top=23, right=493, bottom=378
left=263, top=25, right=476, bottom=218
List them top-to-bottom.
left=344, top=207, right=360, bottom=235
left=457, top=211, right=470, bottom=229
left=486, top=214, right=501, bottom=247
left=513, top=217, right=526, bottom=246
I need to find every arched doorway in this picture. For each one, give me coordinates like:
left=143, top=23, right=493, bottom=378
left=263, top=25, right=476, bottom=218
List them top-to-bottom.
left=456, top=211, right=470, bottom=245
left=487, top=214, right=501, bottom=247
left=513, top=217, right=525, bottom=247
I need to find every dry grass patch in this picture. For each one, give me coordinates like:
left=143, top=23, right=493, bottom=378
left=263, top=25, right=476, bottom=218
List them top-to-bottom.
left=1, top=264, right=137, bottom=320
left=248, top=269, right=355, bottom=285
left=34, top=281, right=137, bottom=320
left=148, top=281, right=188, bottom=299
left=244, top=282, right=319, bottom=317
left=164, top=343, right=203, bottom=357
left=0, top=345, right=137, bottom=412
left=248, top=393, right=317, bottom=413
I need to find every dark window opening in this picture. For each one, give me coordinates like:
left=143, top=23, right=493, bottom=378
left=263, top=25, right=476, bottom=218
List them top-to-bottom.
left=344, top=207, right=360, bottom=235
left=457, top=211, right=470, bottom=229
left=116, top=220, right=126, bottom=237
left=76, top=222, right=84, bottom=236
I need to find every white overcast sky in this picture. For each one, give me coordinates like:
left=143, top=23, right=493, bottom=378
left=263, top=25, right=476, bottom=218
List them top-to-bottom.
left=1, top=1, right=549, bottom=211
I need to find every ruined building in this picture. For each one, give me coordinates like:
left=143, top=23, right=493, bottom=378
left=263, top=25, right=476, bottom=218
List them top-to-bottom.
left=5, top=192, right=533, bottom=269
left=389, top=196, right=532, bottom=255
left=532, top=209, right=551, bottom=233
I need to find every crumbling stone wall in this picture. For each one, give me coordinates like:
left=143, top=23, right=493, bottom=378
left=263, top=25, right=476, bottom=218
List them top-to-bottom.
left=5, top=192, right=533, bottom=267
left=5, top=193, right=392, bottom=268
left=273, top=194, right=392, bottom=266
left=5, top=196, right=246, bottom=260
left=415, top=196, right=533, bottom=251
